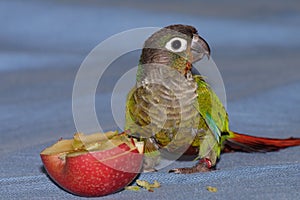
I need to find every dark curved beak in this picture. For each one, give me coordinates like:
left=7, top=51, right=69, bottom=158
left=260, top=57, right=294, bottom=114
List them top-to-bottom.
left=191, top=34, right=211, bottom=62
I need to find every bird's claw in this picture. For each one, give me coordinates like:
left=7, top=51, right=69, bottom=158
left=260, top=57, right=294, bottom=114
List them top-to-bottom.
left=169, top=158, right=213, bottom=174
left=168, top=168, right=184, bottom=174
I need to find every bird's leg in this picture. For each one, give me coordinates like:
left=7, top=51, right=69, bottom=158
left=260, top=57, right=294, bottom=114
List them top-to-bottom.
left=142, top=137, right=161, bottom=172
left=142, top=153, right=160, bottom=172
left=169, top=158, right=213, bottom=174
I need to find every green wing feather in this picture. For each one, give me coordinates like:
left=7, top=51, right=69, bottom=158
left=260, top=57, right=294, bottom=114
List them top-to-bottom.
left=193, top=75, right=230, bottom=160
left=193, top=75, right=229, bottom=133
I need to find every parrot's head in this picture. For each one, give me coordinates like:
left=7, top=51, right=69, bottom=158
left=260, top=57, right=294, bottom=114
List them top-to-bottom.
left=139, top=24, right=210, bottom=76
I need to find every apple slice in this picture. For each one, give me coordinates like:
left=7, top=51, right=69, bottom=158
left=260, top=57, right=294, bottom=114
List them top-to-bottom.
left=40, top=131, right=144, bottom=197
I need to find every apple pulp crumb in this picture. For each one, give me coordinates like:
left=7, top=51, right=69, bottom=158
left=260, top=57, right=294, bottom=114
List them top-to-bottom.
left=125, top=180, right=161, bottom=192
left=136, top=180, right=161, bottom=192
left=125, top=186, right=141, bottom=191
left=206, top=186, right=218, bottom=192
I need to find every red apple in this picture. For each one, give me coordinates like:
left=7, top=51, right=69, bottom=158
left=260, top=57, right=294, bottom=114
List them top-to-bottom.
left=40, top=131, right=144, bottom=197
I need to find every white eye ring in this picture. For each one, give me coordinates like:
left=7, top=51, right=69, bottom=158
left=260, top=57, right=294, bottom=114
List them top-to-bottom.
left=165, top=37, right=187, bottom=53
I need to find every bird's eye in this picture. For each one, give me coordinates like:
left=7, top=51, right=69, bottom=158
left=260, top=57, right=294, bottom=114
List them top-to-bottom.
left=165, top=37, right=187, bottom=52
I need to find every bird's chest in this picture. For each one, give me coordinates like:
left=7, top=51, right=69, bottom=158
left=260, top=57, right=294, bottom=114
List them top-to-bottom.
left=135, top=69, right=201, bottom=147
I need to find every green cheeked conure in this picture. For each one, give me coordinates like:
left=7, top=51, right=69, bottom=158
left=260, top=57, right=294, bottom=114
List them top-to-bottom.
left=125, top=24, right=300, bottom=173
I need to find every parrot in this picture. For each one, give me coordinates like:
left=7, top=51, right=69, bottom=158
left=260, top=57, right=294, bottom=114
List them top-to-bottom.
left=125, top=24, right=300, bottom=174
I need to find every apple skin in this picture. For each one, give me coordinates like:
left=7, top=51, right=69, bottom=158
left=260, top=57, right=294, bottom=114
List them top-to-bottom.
left=41, top=142, right=143, bottom=197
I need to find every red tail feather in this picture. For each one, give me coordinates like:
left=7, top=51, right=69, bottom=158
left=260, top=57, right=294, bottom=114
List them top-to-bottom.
left=223, top=132, right=300, bottom=153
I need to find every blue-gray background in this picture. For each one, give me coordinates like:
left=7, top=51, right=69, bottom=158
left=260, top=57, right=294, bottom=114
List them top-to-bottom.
left=0, top=0, right=300, bottom=199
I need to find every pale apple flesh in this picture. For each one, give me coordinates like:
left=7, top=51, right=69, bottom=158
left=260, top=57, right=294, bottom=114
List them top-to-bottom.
left=40, top=131, right=144, bottom=197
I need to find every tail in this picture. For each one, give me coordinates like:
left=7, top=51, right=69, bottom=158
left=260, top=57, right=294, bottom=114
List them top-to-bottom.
left=223, top=132, right=300, bottom=153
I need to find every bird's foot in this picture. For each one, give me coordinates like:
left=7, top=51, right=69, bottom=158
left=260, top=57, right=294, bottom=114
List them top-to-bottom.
left=169, top=158, right=213, bottom=174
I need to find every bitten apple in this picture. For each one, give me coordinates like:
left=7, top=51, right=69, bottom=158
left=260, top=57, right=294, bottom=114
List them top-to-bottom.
left=40, top=131, right=144, bottom=197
